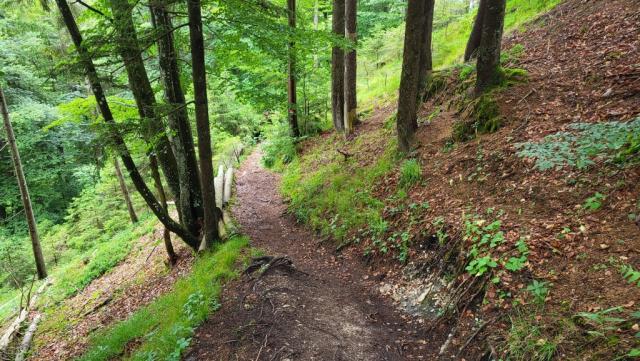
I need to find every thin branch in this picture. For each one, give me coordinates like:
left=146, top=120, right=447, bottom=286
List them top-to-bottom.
left=73, top=0, right=112, bottom=21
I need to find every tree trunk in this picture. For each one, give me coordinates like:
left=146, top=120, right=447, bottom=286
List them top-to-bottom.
left=54, top=0, right=200, bottom=249
left=109, top=0, right=182, bottom=204
left=186, top=0, right=221, bottom=247
left=287, top=0, right=300, bottom=137
left=331, top=0, right=345, bottom=132
left=343, top=0, right=357, bottom=134
left=396, top=0, right=426, bottom=153
left=417, top=0, right=435, bottom=97
left=464, top=0, right=486, bottom=62
left=475, top=0, right=506, bottom=94
left=150, top=1, right=204, bottom=237
left=0, top=86, right=47, bottom=280
left=149, top=156, right=178, bottom=265
left=114, top=157, right=138, bottom=224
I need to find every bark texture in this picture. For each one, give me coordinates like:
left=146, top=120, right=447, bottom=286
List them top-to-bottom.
left=55, top=0, right=200, bottom=249
left=110, top=0, right=181, bottom=203
left=187, top=0, right=221, bottom=246
left=287, top=0, right=300, bottom=137
left=331, top=0, right=345, bottom=132
left=343, top=0, right=357, bottom=134
left=396, top=0, right=426, bottom=153
left=417, top=0, right=435, bottom=96
left=464, top=0, right=487, bottom=61
left=475, top=0, right=506, bottom=94
left=150, top=1, right=204, bottom=237
left=0, top=86, right=47, bottom=279
left=149, top=155, right=178, bottom=265
left=114, top=157, right=138, bottom=224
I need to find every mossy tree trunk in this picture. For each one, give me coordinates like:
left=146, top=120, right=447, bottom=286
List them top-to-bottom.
left=54, top=0, right=200, bottom=249
left=149, top=0, right=204, bottom=238
left=187, top=0, right=221, bottom=247
left=331, top=0, right=345, bottom=132
left=343, top=0, right=357, bottom=134
left=396, top=0, right=426, bottom=153
left=464, top=0, right=487, bottom=62
left=475, top=0, right=506, bottom=94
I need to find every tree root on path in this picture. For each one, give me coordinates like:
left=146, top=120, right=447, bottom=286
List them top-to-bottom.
left=242, top=256, right=308, bottom=279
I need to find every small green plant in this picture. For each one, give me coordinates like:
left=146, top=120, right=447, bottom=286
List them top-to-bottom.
left=398, top=159, right=422, bottom=188
left=583, top=192, right=606, bottom=211
left=432, top=216, right=448, bottom=245
left=504, top=238, right=529, bottom=272
left=620, top=264, right=640, bottom=287
left=526, top=280, right=549, bottom=304
left=574, top=306, right=627, bottom=339
left=506, top=311, right=559, bottom=361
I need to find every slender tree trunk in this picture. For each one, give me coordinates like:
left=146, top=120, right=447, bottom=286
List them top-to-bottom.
left=54, top=0, right=200, bottom=249
left=109, top=0, right=181, bottom=204
left=186, top=0, right=221, bottom=247
left=287, top=0, right=300, bottom=137
left=313, top=0, right=320, bottom=67
left=331, top=0, right=345, bottom=132
left=343, top=0, right=357, bottom=134
left=396, top=0, right=426, bottom=153
left=417, top=0, right=435, bottom=97
left=464, top=0, right=487, bottom=62
left=475, top=0, right=506, bottom=94
left=150, top=1, right=204, bottom=237
left=0, top=86, right=47, bottom=280
left=149, top=156, right=178, bottom=265
left=114, top=158, right=138, bottom=224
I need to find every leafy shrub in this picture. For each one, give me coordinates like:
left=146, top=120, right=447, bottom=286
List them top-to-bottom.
left=516, top=118, right=640, bottom=170
left=261, top=121, right=297, bottom=169
left=398, top=159, right=422, bottom=188
left=582, top=192, right=606, bottom=211
left=526, top=280, right=550, bottom=304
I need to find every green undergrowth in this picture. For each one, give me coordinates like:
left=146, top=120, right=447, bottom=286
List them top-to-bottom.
left=357, top=0, right=561, bottom=107
left=281, top=131, right=397, bottom=242
left=76, top=236, right=249, bottom=361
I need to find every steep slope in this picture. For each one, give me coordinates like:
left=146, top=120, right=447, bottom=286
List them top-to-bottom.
left=280, top=0, right=640, bottom=359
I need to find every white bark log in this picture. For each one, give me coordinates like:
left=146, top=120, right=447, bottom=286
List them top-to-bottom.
left=223, top=167, right=233, bottom=205
left=214, top=173, right=224, bottom=209
left=0, top=280, right=50, bottom=352
left=14, top=313, right=41, bottom=361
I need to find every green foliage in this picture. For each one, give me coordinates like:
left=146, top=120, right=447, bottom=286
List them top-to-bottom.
left=516, top=118, right=640, bottom=171
left=261, top=121, right=297, bottom=169
left=281, top=133, right=395, bottom=243
left=398, top=159, right=422, bottom=188
left=582, top=192, right=606, bottom=212
left=464, top=213, right=530, bottom=281
left=77, top=236, right=248, bottom=361
left=620, top=264, right=640, bottom=288
left=526, top=280, right=550, bottom=304
left=507, top=311, right=559, bottom=361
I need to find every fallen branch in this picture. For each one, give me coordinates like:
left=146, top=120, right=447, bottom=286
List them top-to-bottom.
left=0, top=280, right=51, bottom=352
left=14, top=313, right=41, bottom=361
left=454, top=317, right=497, bottom=359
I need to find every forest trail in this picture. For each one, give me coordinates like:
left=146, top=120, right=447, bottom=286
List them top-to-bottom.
left=187, top=150, right=430, bottom=360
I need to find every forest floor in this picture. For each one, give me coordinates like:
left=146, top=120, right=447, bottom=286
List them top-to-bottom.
left=186, top=150, right=438, bottom=360
left=30, top=224, right=195, bottom=360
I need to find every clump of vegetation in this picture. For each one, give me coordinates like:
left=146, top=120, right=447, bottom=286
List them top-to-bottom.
left=453, top=93, right=501, bottom=141
left=517, top=118, right=640, bottom=170
left=261, top=121, right=298, bottom=169
left=398, top=158, right=422, bottom=188
left=77, top=236, right=248, bottom=361
left=506, top=311, right=561, bottom=361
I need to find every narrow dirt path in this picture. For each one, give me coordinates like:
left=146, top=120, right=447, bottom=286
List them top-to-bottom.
left=187, top=150, right=429, bottom=360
